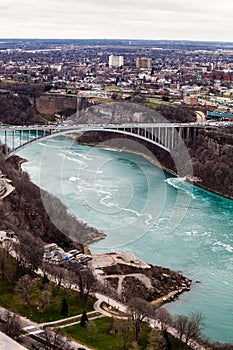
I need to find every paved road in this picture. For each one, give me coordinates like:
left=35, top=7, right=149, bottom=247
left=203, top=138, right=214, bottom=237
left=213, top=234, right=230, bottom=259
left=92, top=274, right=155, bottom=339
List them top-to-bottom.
left=195, top=111, right=206, bottom=123
left=0, top=273, right=207, bottom=350
left=0, top=292, right=207, bottom=350
left=93, top=293, right=207, bottom=350
left=0, top=306, right=93, bottom=350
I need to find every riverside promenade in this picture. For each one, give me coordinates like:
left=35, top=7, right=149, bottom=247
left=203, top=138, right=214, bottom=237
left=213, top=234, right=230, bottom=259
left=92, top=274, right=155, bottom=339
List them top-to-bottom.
left=0, top=293, right=207, bottom=350
left=93, top=293, right=207, bottom=350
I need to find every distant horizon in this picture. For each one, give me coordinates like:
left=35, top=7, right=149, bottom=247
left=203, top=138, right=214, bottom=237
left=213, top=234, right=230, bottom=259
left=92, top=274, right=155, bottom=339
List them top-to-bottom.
left=1, top=0, right=233, bottom=44
left=0, top=38, right=233, bottom=44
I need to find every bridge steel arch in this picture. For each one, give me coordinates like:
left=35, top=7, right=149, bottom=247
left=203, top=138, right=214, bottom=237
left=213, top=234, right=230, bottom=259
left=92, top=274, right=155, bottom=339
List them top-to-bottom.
left=1, top=124, right=185, bottom=158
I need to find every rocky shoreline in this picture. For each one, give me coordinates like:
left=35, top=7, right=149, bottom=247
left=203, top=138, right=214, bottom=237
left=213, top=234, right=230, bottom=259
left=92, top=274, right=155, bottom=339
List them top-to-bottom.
left=0, top=149, right=106, bottom=248
left=90, top=251, right=192, bottom=306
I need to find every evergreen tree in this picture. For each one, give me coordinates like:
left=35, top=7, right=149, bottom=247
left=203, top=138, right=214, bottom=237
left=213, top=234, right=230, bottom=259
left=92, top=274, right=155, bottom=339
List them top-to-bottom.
left=60, top=297, right=68, bottom=317
left=80, top=309, right=89, bottom=328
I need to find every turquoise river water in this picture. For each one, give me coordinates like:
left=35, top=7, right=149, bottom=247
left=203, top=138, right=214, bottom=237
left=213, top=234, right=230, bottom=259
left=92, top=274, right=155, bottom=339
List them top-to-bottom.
left=7, top=134, right=233, bottom=343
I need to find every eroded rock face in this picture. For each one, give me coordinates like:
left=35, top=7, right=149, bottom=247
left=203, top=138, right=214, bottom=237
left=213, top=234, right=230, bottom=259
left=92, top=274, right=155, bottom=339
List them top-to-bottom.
left=36, top=94, right=77, bottom=114
left=74, top=100, right=195, bottom=124
left=76, top=101, right=165, bottom=124
left=75, top=125, right=233, bottom=199
left=188, top=127, right=233, bottom=198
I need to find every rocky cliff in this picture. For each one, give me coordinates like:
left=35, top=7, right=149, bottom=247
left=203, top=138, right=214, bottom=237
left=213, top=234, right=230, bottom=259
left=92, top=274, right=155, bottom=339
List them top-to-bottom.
left=0, top=81, right=80, bottom=123
left=36, top=94, right=77, bottom=115
left=72, top=101, right=232, bottom=198
left=76, top=101, right=164, bottom=124
left=187, top=127, right=233, bottom=198
left=74, top=129, right=232, bottom=199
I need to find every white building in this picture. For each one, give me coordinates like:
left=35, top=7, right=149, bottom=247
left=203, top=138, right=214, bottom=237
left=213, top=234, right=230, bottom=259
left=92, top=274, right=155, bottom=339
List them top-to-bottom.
left=109, top=55, right=124, bottom=68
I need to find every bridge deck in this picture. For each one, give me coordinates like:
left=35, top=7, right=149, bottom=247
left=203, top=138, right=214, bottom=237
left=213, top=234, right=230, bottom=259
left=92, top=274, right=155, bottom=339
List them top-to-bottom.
left=0, top=122, right=201, bottom=158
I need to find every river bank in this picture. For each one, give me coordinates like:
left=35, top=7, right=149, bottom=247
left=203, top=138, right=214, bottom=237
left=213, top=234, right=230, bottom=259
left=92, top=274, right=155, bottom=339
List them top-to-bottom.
left=72, top=134, right=233, bottom=200
left=15, top=135, right=233, bottom=343
left=75, top=140, right=233, bottom=201
left=77, top=140, right=178, bottom=176
left=1, top=149, right=195, bottom=313
left=0, top=150, right=106, bottom=248
left=89, top=251, right=192, bottom=307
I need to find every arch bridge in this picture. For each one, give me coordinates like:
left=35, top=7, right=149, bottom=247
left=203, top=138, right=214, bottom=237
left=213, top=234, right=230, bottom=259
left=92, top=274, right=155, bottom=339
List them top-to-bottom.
left=0, top=123, right=199, bottom=158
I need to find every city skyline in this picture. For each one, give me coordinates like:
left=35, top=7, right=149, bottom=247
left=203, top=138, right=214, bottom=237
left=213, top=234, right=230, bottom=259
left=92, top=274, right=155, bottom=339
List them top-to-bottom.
left=0, top=0, right=233, bottom=42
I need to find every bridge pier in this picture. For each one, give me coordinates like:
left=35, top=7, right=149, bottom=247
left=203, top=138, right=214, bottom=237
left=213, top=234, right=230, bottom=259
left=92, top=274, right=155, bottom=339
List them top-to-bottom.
left=164, top=128, right=168, bottom=148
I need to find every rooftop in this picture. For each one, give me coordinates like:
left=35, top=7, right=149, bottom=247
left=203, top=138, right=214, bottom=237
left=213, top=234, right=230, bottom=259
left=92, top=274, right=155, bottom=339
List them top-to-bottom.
left=90, top=251, right=151, bottom=269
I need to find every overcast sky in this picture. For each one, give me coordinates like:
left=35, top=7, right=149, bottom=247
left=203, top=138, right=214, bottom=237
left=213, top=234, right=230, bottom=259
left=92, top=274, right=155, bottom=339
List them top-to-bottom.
left=0, top=0, right=232, bottom=42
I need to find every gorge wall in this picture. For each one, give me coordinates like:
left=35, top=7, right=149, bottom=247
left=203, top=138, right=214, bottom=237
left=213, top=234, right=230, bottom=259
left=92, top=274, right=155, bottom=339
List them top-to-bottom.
left=36, top=94, right=77, bottom=114
left=76, top=126, right=233, bottom=199
left=187, top=127, right=233, bottom=199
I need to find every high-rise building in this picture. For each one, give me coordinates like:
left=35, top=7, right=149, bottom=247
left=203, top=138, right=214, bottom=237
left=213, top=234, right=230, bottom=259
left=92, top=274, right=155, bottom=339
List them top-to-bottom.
left=109, top=55, right=124, bottom=68
left=136, top=57, right=152, bottom=69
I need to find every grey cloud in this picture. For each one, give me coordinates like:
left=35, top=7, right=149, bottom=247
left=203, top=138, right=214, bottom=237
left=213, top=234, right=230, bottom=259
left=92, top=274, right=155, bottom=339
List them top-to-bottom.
left=0, top=0, right=232, bottom=41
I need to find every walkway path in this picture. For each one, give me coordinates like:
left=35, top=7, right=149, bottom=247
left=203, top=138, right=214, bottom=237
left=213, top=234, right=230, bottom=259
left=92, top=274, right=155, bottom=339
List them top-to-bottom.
left=195, top=111, right=206, bottom=123
left=102, top=273, right=152, bottom=298
left=1, top=292, right=207, bottom=350
left=93, top=293, right=207, bottom=350
left=0, top=306, right=94, bottom=350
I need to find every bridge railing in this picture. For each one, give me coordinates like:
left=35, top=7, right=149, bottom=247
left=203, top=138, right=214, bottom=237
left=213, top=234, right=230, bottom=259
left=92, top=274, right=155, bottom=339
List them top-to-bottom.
left=0, top=123, right=198, bottom=158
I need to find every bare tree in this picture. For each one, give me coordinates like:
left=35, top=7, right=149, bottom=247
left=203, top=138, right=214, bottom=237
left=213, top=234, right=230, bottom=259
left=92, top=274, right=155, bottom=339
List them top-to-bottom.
left=15, top=231, right=44, bottom=276
left=0, top=247, right=15, bottom=282
left=43, top=264, right=67, bottom=294
left=76, top=268, right=96, bottom=307
left=62, top=269, right=78, bottom=300
left=15, top=274, right=37, bottom=307
left=95, top=279, right=118, bottom=300
left=37, top=285, right=51, bottom=311
left=127, top=297, right=153, bottom=343
left=154, top=307, right=173, bottom=331
left=2, top=311, right=22, bottom=340
left=174, top=312, right=204, bottom=349
left=184, top=312, right=204, bottom=347
left=174, top=315, right=189, bottom=350
left=113, top=318, right=133, bottom=350
left=87, top=320, right=97, bottom=341
left=43, top=327, right=74, bottom=350
left=148, top=329, right=167, bottom=350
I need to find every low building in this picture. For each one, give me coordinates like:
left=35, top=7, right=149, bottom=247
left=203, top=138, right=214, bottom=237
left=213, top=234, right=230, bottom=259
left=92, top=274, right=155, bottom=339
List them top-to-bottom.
left=183, top=96, right=199, bottom=105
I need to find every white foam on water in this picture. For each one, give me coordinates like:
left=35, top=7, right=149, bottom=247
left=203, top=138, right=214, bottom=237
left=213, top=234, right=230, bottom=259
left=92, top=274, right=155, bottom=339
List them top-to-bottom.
left=65, top=149, right=93, bottom=160
left=58, top=152, right=84, bottom=165
left=68, top=176, right=82, bottom=182
left=165, top=177, right=196, bottom=199
left=213, top=241, right=233, bottom=253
